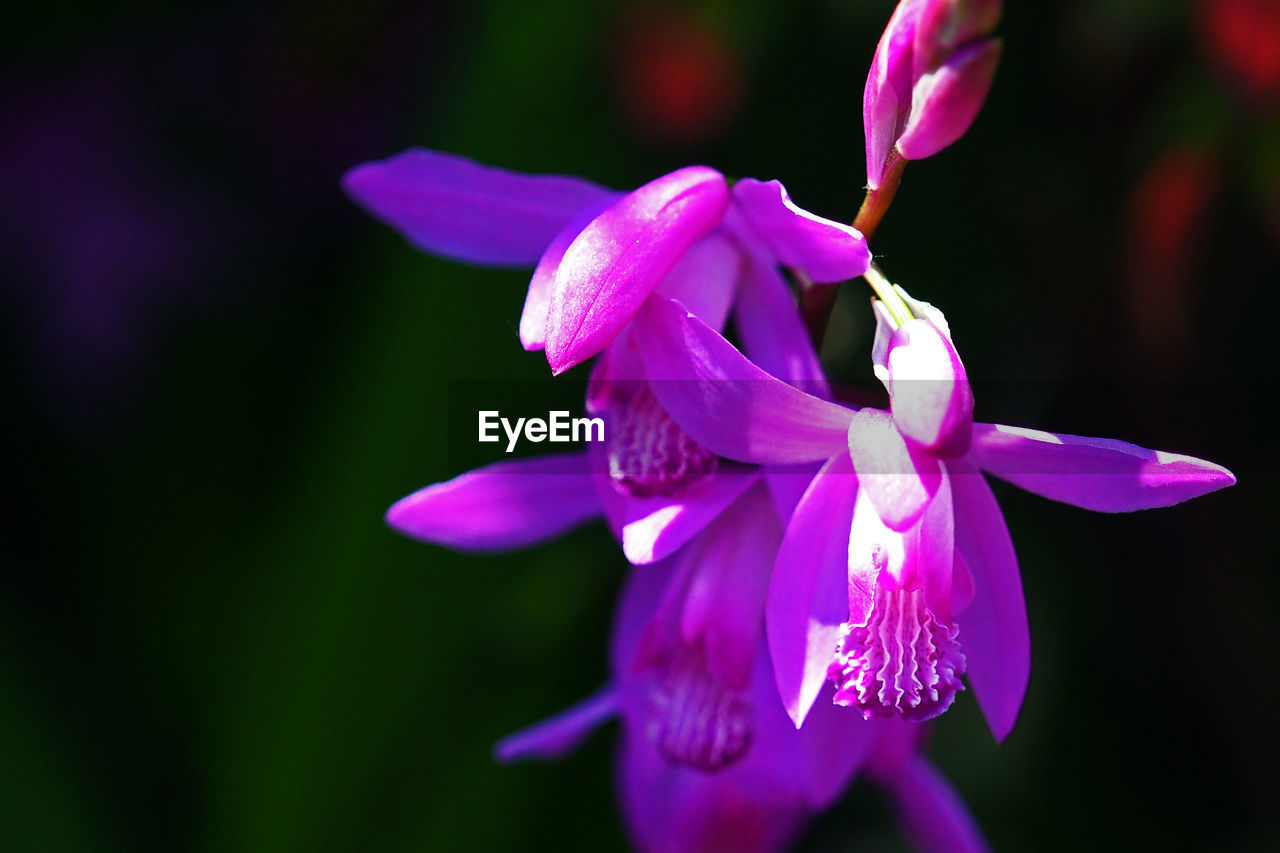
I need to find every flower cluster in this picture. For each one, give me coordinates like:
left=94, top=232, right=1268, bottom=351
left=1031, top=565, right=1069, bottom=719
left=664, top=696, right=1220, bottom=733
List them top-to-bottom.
left=344, top=2, right=1234, bottom=850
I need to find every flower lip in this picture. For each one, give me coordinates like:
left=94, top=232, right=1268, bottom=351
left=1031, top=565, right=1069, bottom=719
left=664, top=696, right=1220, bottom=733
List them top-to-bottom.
left=829, top=585, right=966, bottom=722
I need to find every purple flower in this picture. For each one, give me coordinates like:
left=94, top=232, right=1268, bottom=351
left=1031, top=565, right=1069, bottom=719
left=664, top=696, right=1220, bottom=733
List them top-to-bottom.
left=865, top=0, right=1003, bottom=189
left=349, top=148, right=868, bottom=565
left=342, top=149, right=870, bottom=374
left=629, top=293, right=1235, bottom=738
left=494, top=482, right=989, bottom=853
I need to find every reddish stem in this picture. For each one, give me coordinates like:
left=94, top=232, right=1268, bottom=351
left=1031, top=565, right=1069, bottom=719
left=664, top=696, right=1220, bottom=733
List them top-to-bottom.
left=800, top=154, right=908, bottom=350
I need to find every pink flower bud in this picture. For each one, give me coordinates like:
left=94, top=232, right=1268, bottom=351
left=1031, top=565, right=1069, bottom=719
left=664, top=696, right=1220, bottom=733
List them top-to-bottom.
left=862, top=0, right=1002, bottom=187
left=897, top=38, right=1002, bottom=162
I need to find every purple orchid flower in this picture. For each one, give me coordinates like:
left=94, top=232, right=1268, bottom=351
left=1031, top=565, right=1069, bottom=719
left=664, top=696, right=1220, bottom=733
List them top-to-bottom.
left=865, top=0, right=1003, bottom=189
left=341, top=148, right=870, bottom=374
left=348, top=148, right=866, bottom=564
left=628, top=292, right=1235, bottom=739
left=495, top=482, right=990, bottom=853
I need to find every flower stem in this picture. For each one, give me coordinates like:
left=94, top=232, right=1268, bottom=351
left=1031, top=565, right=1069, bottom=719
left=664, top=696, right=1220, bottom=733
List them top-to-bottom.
left=853, top=152, right=906, bottom=241
left=799, top=155, right=909, bottom=349
left=862, top=263, right=913, bottom=328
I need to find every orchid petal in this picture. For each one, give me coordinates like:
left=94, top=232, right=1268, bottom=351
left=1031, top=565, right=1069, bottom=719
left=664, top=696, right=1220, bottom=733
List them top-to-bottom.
left=864, top=0, right=920, bottom=188
left=913, top=0, right=1003, bottom=80
left=897, top=39, right=1002, bottom=161
left=342, top=149, right=612, bottom=266
left=545, top=166, right=729, bottom=373
left=731, top=179, right=871, bottom=283
left=522, top=194, right=622, bottom=350
left=654, top=232, right=740, bottom=332
left=733, top=252, right=830, bottom=397
left=635, top=295, right=853, bottom=464
left=887, top=318, right=974, bottom=457
left=846, top=408, right=942, bottom=531
left=971, top=423, right=1236, bottom=511
left=767, top=451, right=859, bottom=727
left=385, top=453, right=600, bottom=551
left=949, top=456, right=1028, bottom=742
left=763, top=463, right=823, bottom=524
left=618, top=469, right=760, bottom=566
left=918, top=471, right=957, bottom=624
left=681, top=485, right=780, bottom=688
left=493, top=687, right=617, bottom=762
left=798, top=691, right=882, bottom=808
left=883, top=756, right=992, bottom=853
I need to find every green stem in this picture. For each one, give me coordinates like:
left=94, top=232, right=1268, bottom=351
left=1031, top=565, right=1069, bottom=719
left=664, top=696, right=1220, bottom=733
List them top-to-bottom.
left=862, top=263, right=913, bottom=328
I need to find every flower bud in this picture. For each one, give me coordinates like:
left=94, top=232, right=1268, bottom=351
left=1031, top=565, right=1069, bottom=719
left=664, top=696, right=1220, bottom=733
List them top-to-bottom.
left=863, top=0, right=1002, bottom=187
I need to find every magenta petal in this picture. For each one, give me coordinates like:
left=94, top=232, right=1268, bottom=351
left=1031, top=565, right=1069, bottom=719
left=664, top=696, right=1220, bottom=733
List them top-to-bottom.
left=864, top=0, right=920, bottom=188
left=913, top=0, right=1002, bottom=79
left=897, top=39, right=1002, bottom=161
left=342, top=149, right=613, bottom=266
left=545, top=166, right=730, bottom=373
left=731, top=179, right=871, bottom=283
left=522, top=194, right=622, bottom=350
left=654, top=232, right=741, bottom=332
left=733, top=250, right=831, bottom=397
left=635, top=295, right=853, bottom=464
left=887, top=318, right=974, bottom=457
left=846, top=408, right=943, bottom=531
left=971, top=422, right=1237, bottom=511
left=767, top=451, right=858, bottom=727
left=385, top=453, right=600, bottom=551
left=949, top=456, right=1028, bottom=742
left=764, top=463, right=824, bottom=523
left=618, top=469, right=760, bottom=565
left=917, top=472, right=957, bottom=624
left=680, top=485, right=780, bottom=688
left=493, top=687, right=617, bottom=763
left=797, top=690, right=882, bottom=808
left=883, top=756, right=992, bottom=853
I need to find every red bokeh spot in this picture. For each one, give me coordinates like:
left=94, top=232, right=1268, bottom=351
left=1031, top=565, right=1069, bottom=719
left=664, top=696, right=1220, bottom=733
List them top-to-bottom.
left=1197, top=0, right=1280, bottom=108
left=616, top=6, right=742, bottom=145
left=1122, top=146, right=1220, bottom=362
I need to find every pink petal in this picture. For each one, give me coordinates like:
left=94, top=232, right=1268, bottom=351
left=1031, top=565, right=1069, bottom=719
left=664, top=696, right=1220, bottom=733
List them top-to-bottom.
left=864, top=0, right=921, bottom=188
left=912, top=0, right=1002, bottom=79
left=897, top=39, right=1002, bottom=161
left=342, top=149, right=612, bottom=266
left=545, top=166, right=729, bottom=373
left=731, top=179, right=871, bottom=283
left=521, top=194, right=622, bottom=350
left=654, top=232, right=741, bottom=332
left=733, top=248, right=831, bottom=396
left=635, top=295, right=853, bottom=464
left=886, top=318, right=973, bottom=457
left=846, top=408, right=943, bottom=531
left=971, top=422, right=1236, bottom=511
left=767, top=451, right=859, bottom=727
left=385, top=453, right=600, bottom=551
left=948, top=456, right=1028, bottom=742
left=764, top=463, right=824, bottom=524
left=617, top=469, right=760, bottom=566
left=680, top=485, right=780, bottom=688
left=493, top=687, right=617, bottom=762
left=797, top=691, right=883, bottom=808
left=882, top=756, right=992, bottom=853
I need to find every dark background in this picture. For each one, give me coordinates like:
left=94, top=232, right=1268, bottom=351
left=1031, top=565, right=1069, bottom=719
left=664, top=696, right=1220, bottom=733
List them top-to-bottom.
left=3, top=0, right=1277, bottom=850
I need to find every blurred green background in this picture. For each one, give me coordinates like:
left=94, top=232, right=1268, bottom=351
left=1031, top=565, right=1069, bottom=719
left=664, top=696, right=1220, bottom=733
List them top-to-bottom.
left=3, top=0, right=1278, bottom=850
